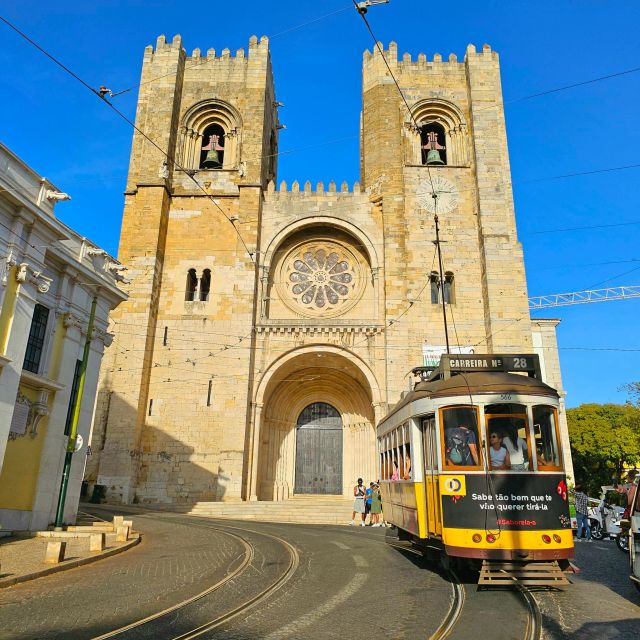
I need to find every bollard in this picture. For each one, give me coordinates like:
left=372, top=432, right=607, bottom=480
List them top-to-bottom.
left=113, top=515, right=124, bottom=530
left=122, top=519, right=133, bottom=529
left=116, top=525, right=130, bottom=542
left=89, top=532, right=105, bottom=552
left=44, top=541, right=66, bottom=564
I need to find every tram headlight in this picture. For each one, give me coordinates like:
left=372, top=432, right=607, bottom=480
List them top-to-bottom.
left=472, top=533, right=482, bottom=543
left=486, top=534, right=496, bottom=543
left=542, top=534, right=552, bottom=544
left=553, top=534, right=562, bottom=543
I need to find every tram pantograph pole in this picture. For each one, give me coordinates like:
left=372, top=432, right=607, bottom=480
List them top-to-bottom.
left=434, top=211, right=450, bottom=354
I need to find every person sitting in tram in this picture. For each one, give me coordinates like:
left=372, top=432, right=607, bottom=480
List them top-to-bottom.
left=445, top=424, right=479, bottom=467
left=503, top=428, right=529, bottom=471
left=489, top=431, right=511, bottom=470
left=402, top=451, right=412, bottom=480
left=391, top=459, right=400, bottom=481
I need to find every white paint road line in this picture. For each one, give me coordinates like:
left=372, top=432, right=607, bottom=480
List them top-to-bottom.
left=262, top=572, right=368, bottom=640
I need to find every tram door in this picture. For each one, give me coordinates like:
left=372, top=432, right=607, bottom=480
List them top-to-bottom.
left=422, top=416, right=442, bottom=536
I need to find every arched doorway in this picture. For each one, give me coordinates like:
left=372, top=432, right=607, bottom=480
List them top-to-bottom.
left=253, top=348, right=382, bottom=502
left=294, top=403, right=343, bottom=495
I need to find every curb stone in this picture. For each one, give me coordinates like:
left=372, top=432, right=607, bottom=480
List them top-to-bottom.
left=0, top=534, right=141, bottom=589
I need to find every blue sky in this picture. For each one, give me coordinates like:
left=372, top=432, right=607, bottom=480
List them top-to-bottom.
left=1, top=1, right=638, bottom=407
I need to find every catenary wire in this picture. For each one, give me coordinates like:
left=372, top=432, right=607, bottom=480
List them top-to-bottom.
left=0, top=14, right=256, bottom=262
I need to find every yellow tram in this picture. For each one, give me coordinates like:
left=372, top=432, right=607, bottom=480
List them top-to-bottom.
left=378, top=354, right=574, bottom=578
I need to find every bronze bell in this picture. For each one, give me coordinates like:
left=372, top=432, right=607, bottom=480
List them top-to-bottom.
left=202, top=149, right=222, bottom=169
left=425, top=149, right=445, bottom=165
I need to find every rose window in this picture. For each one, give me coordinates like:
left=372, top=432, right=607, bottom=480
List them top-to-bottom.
left=280, top=242, right=362, bottom=317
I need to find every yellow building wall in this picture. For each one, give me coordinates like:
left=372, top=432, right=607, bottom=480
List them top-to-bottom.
left=0, top=265, right=19, bottom=354
left=0, top=318, right=65, bottom=511
left=0, top=387, right=50, bottom=511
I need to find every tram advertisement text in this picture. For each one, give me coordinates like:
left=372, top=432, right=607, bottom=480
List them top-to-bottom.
left=440, top=473, right=571, bottom=531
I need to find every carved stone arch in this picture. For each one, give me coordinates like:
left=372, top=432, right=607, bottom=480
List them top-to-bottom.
left=405, top=98, right=469, bottom=166
left=179, top=99, right=243, bottom=170
left=262, top=216, right=379, bottom=272
left=260, top=218, right=380, bottom=320
left=254, top=343, right=383, bottom=408
left=247, top=345, right=384, bottom=500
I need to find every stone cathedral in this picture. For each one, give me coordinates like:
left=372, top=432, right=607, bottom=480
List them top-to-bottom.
left=87, top=34, right=570, bottom=505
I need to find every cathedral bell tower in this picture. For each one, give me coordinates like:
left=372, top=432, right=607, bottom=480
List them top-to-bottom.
left=94, top=34, right=278, bottom=504
left=360, top=42, right=532, bottom=402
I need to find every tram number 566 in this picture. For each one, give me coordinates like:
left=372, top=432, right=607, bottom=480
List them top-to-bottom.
left=500, top=394, right=512, bottom=401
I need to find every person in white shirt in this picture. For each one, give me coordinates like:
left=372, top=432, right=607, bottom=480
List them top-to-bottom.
left=503, top=431, right=529, bottom=471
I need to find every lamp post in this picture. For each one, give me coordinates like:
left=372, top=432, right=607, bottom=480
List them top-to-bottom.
left=54, top=294, right=98, bottom=529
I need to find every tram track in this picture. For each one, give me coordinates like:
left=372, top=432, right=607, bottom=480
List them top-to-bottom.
left=89, top=513, right=300, bottom=640
left=384, top=538, right=541, bottom=640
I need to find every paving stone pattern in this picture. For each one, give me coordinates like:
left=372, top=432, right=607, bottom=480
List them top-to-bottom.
left=0, top=511, right=245, bottom=639
left=536, top=540, right=640, bottom=639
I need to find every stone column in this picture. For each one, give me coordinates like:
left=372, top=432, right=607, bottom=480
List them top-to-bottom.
left=247, top=401, right=263, bottom=501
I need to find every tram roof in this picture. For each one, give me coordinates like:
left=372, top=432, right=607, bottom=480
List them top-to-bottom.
left=381, top=372, right=559, bottom=424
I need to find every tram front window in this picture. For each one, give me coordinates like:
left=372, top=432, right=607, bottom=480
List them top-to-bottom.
left=485, top=403, right=531, bottom=471
left=533, top=405, right=562, bottom=470
left=441, top=406, right=481, bottom=469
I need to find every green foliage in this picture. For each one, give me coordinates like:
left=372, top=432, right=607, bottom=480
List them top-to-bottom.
left=567, top=403, right=640, bottom=496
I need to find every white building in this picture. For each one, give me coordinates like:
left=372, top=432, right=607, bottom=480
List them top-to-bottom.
left=0, top=142, right=126, bottom=531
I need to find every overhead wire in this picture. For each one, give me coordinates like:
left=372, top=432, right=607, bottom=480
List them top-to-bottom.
left=0, top=13, right=255, bottom=262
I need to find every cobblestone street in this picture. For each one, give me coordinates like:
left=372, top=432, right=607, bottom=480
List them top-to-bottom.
left=0, top=508, right=638, bottom=639
left=537, top=539, right=640, bottom=639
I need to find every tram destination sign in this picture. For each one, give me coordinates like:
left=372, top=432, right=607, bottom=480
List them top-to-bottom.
left=440, top=354, right=541, bottom=379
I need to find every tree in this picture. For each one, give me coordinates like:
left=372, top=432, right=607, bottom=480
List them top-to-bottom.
left=567, top=403, right=640, bottom=496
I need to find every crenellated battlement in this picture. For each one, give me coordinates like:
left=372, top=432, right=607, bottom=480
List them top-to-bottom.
left=143, top=34, right=270, bottom=63
left=362, top=41, right=498, bottom=79
left=265, top=179, right=364, bottom=197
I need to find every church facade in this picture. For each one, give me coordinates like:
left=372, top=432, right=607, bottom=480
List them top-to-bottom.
left=87, top=35, right=571, bottom=505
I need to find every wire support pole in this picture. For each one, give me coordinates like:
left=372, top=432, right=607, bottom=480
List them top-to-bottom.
left=434, top=211, right=450, bottom=354
left=54, top=295, right=98, bottom=529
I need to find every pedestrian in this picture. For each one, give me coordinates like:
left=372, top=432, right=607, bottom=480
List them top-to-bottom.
left=350, top=478, right=366, bottom=526
left=364, top=482, right=374, bottom=524
left=370, top=482, right=383, bottom=526
left=574, top=483, right=592, bottom=542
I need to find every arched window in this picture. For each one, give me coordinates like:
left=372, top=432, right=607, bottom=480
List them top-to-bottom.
left=179, top=99, right=242, bottom=171
left=406, top=99, right=469, bottom=166
left=421, top=122, right=447, bottom=165
left=200, top=124, right=225, bottom=169
left=185, top=269, right=198, bottom=302
left=199, top=269, right=211, bottom=302
left=429, top=271, right=455, bottom=304
left=430, top=272, right=440, bottom=304
left=443, top=272, right=455, bottom=304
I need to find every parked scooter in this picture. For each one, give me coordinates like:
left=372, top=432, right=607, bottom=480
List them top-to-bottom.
left=588, top=486, right=624, bottom=541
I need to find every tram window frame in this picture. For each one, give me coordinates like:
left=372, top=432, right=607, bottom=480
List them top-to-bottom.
left=484, top=403, right=532, bottom=472
left=439, top=405, right=482, bottom=471
left=531, top=405, right=563, bottom=471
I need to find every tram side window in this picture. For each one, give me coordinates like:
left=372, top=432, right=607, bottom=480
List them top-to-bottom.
left=485, top=404, right=530, bottom=471
left=532, top=405, right=562, bottom=470
left=441, top=406, right=481, bottom=469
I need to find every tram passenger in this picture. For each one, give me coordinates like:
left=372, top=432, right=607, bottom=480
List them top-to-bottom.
left=445, top=424, right=479, bottom=467
left=503, top=430, right=529, bottom=471
left=489, top=432, right=510, bottom=470
left=402, top=449, right=412, bottom=480
left=391, top=459, right=400, bottom=481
